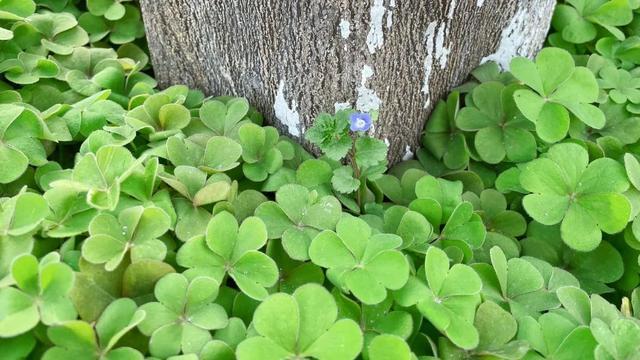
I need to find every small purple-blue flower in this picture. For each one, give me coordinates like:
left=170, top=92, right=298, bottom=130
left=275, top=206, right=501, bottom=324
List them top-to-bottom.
left=350, top=113, right=372, bottom=132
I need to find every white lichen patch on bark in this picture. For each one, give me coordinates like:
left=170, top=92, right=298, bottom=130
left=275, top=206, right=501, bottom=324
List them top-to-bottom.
left=366, top=0, right=387, bottom=53
left=386, top=0, right=396, bottom=29
left=421, top=0, right=458, bottom=108
left=447, top=0, right=457, bottom=19
left=477, top=0, right=485, bottom=6
left=481, top=6, right=539, bottom=69
left=339, top=19, right=351, bottom=39
left=421, top=21, right=437, bottom=109
left=435, top=23, right=451, bottom=69
left=356, top=65, right=382, bottom=113
left=274, top=80, right=301, bottom=137
left=334, top=102, right=352, bottom=112
left=384, top=138, right=390, bottom=147
left=402, top=145, right=414, bottom=161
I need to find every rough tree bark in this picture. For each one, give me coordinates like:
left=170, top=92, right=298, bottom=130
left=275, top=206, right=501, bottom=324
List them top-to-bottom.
left=139, top=0, right=555, bottom=164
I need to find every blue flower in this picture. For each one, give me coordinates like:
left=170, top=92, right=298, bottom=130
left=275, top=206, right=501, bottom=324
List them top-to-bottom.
left=350, top=113, right=372, bottom=132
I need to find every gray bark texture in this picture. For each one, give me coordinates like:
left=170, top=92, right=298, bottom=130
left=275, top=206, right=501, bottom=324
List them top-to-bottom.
left=139, top=0, right=556, bottom=164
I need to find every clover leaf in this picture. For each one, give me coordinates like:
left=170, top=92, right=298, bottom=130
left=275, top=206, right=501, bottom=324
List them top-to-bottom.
left=0, top=0, right=35, bottom=40
left=87, top=0, right=133, bottom=21
left=552, top=0, right=633, bottom=44
left=28, top=12, right=89, bottom=55
left=511, top=47, right=604, bottom=142
left=0, top=52, right=60, bottom=85
left=598, top=65, right=640, bottom=104
left=456, top=82, right=536, bottom=164
left=423, top=91, right=469, bottom=170
left=126, top=92, right=192, bottom=141
left=198, top=97, right=251, bottom=140
left=0, top=104, right=52, bottom=183
left=238, top=123, right=285, bottom=182
left=166, top=134, right=243, bottom=173
left=520, top=142, right=630, bottom=251
left=51, top=145, right=138, bottom=211
left=120, top=157, right=176, bottom=226
left=159, top=166, right=232, bottom=241
left=375, top=168, right=427, bottom=206
left=410, top=174, right=463, bottom=226
left=256, top=184, right=341, bottom=260
left=42, top=187, right=97, bottom=238
left=0, top=189, right=49, bottom=279
left=473, top=189, right=527, bottom=238
left=82, top=205, right=171, bottom=271
left=383, top=206, right=433, bottom=250
left=176, top=211, right=278, bottom=300
left=309, top=215, right=409, bottom=305
left=522, top=221, right=624, bottom=293
left=394, top=246, right=482, bottom=349
left=473, top=247, right=560, bottom=318
left=0, top=253, right=76, bottom=337
left=138, top=273, right=228, bottom=357
left=236, top=283, right=363, bottom=360
left=332, top=291, right=414, bottom=357
left=42, top=298, right=145, bottom=360
left=518, top=312, right=597, bottom=359
left=591, top=317, right=640, bottom=359
left=367, top=335, right=413, bottom=360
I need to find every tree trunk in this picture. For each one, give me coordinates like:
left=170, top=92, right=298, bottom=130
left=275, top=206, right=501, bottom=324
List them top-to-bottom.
left=139, top=0, right=555, bottom=164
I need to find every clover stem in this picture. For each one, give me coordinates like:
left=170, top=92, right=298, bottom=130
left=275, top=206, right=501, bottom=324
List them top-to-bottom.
left=349, top=135, right=364, bottom=213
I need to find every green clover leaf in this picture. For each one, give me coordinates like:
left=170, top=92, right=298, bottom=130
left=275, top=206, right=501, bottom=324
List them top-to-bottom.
left=0, top=0, right=35, bottom=40
left=87, top=0, right=132, bottom=21
left=552, top=0, right=633, bottom=44
left=28, top=12, right=89, bottom=55
left=511, top=47, right=604, bottom=143
left=0, top=52, right=60, bottom=85
left=598, top=65, right=640, bottom=104
left=456, top=82, right=536, bottom=164
left=126, top=92, right=192, bottom=141
left=423, top=92, right=469, bottom=170
left=198, top=97, right=251, bottom=140
left=0, top=104, right=52, bottom=183
left=238, top=123, right=284, bottom=182
left=166, top=134, right=243, bottom=173
left=520, top=142, right=630, bottom=251
left=51, top=145, right=139, bottom=211
left=120, top=157, right=176, bottom=226
left=159, top=166, right=232, bottom=241
left=375, top=168, right=427, bottom=206
left=410, top=174, right=463, bottom=227
left=256, top=184, right=341, bottom=260
left=42, top=187, right=98, bottom=238
left=0, top=189, right=49, bottom=279
left=473, top=189, right=527, bottom=238
left=82, top=205, right=171, bottom=271
left=383, top=206, right=433, bottom=250
left=176, top=211, right=278, bottom=300
left=309, top=215, right=409, bottom=305
left=522, top=221, right=624, bottom=293
left=393, top=246, right=482, bottom=349
left=473, top=247, right=559, bottom=318
left=0, top=253, right=76, bottom=337
left=138, top=273, right=228, bottom=358
left=236, top=284, right=363, bottom=360
left=332, top=291, right=414, bottom=357
left=42, top=298, right=145, bottom=360
left=518, top=312, right=597, bottom=359
left=591, top=317, right=640, bottom=359
left=367, top=334, right=413, bottom=360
